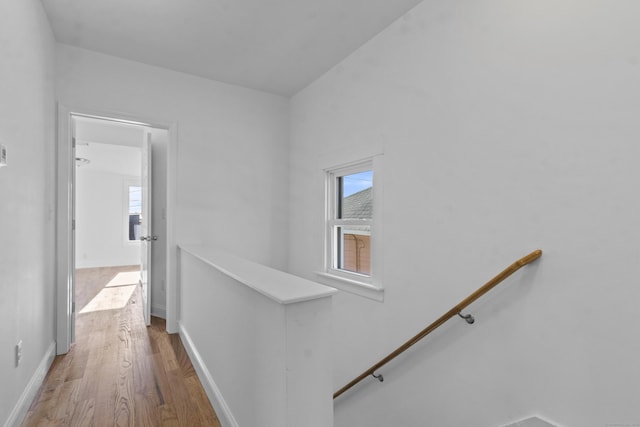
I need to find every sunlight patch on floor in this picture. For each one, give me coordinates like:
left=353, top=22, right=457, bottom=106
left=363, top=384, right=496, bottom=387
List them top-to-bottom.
left=106, top=271, right=139, bottom=287
left=80, top=285, right=137, bottom=313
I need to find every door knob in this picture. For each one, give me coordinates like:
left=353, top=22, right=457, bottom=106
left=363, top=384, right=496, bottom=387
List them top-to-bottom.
left=140, top=236, right=158, bottom=241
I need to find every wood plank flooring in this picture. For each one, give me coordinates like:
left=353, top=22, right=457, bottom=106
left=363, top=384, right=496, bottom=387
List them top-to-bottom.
left=22, top=266, right=220, bottom=427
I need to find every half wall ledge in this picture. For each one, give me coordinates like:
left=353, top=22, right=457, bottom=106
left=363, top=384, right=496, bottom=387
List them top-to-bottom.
left=177, top=244, right=336, bottom=427
left=178, top=244, right=337, bottom=304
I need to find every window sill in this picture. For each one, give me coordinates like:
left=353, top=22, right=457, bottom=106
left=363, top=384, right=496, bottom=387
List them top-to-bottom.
left=315, top=272, right=384, bottom=302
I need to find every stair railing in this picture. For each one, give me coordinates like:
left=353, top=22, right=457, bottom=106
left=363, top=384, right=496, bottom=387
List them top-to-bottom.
left=333, top=249, right=543, bottom=399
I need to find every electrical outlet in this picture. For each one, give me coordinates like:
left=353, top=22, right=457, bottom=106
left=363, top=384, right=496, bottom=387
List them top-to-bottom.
left=15, top=340, right=22, bottom=367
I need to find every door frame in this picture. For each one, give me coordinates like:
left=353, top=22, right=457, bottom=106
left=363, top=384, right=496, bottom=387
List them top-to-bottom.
left=56, top=104, right=178, bottom=354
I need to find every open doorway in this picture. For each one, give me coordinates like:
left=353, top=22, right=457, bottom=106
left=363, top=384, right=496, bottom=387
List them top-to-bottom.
left=56, top=109, right=172, bottom=354
left=74, top=117, right=145, bottom=321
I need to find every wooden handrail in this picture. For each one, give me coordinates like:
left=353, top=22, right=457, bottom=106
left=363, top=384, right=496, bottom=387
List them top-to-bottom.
left=333, top=249, right=542, bottom=399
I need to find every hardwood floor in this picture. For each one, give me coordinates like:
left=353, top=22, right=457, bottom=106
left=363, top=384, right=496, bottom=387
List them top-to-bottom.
left=22, top=266, right=220, bottom=427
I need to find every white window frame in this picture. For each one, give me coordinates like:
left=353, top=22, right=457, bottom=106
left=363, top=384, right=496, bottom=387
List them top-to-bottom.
left=316, top=155, right=384, bottom=302
left=123, top=177, right=142, bottom=245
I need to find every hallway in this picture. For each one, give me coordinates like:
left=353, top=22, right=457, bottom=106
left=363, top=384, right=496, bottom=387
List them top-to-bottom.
left=22, top=266, right=220, bottom=426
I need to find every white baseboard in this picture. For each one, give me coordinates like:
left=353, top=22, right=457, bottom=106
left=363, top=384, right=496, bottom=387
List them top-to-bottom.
left=151, top=304, right=166, bottom=319
left=178, top=322, right=239, bottom=427
left=4, top=341, right=56, bottom=427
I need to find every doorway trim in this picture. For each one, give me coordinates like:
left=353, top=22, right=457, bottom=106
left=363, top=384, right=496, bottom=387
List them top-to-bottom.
left=56, top=103, right=179, bottom=354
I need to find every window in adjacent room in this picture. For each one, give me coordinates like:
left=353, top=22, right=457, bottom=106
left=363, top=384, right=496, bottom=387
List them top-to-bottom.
left=127, top=185, right=142, bottom=242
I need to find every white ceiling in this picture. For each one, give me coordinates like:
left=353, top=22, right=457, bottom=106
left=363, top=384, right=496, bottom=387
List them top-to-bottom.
left=40, top=0, right=423, bottom=96
left=74, top=116, right=143, bottom=176
left=75, top=116, right=144, bottom=148
left=76, top=142, right=141, bottom=177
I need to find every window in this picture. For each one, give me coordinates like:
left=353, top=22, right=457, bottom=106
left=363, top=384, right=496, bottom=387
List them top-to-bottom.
left=318, top=156, right=383, bottom=301
left=329, top=167, right=373, bottom=276
left=127, top=185, right=142, bottom=242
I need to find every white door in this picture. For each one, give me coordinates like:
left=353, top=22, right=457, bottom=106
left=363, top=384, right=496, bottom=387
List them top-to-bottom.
left=70, top=116, right=77, bottom=343
left=140, top=132, right=153, bottom=326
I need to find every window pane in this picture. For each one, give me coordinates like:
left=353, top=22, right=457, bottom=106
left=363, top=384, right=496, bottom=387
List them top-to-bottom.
left=338, top=170, right=372, bottom=219
left=128, top=185, right=141, bottom=241
left=129, top=186, right=142, bottom=214
left=129, top=214, right=141, bottom=241
left=336, top=226, right=371, bottom=275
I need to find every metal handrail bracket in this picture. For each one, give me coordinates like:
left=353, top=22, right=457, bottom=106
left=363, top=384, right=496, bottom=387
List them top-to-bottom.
left=333, top=249, right=542, bottom=399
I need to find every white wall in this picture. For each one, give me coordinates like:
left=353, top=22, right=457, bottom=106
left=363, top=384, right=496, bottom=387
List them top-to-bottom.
left=0, top=0, right=56, bottom=425
left=289, top=1, right=640, bottom=426
left=56, top=43, right=290, bottom=268
left=56, top=44, right=291, bottom=331
left=75, top=142, right=142, bottom=269
left=75, top=171, right=141, bottom=269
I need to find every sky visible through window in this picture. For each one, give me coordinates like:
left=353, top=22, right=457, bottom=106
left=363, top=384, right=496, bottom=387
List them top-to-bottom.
left=343, top=170, right=373, bottom=197
left=129, top=186, right=142, bottom=214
